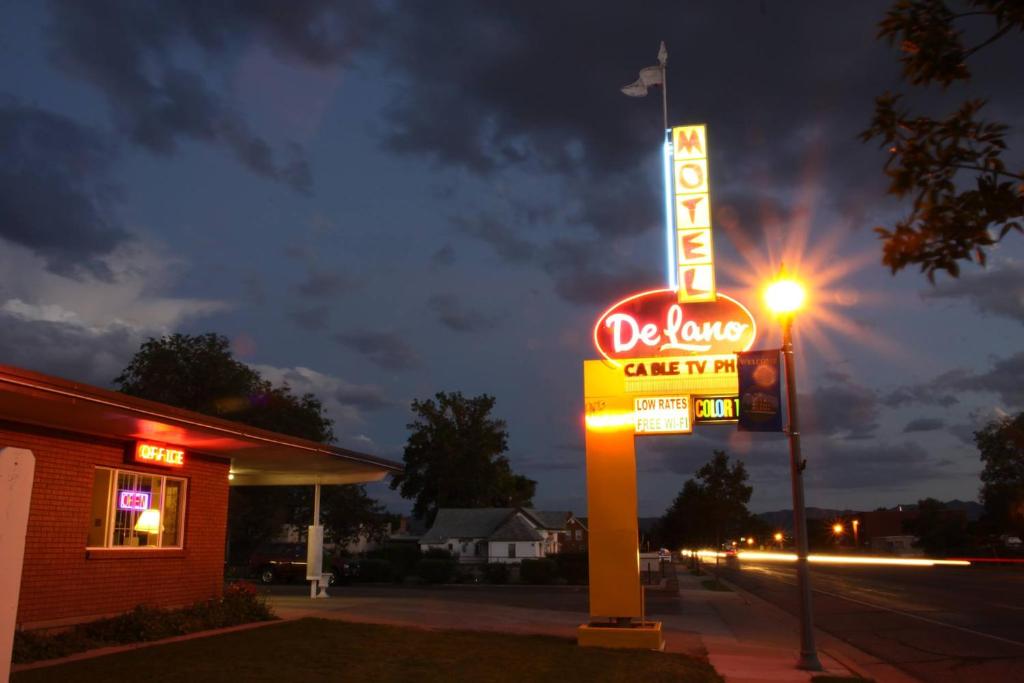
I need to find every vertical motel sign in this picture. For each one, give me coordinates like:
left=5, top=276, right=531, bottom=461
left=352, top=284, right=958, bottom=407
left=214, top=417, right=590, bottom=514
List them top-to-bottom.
left=580, top=123, right=755, bottom=649
left=672, top=125, right=715, bottom=303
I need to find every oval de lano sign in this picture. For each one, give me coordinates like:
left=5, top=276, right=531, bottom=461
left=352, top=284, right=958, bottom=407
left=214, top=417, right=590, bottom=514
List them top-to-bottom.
left=593, top=288, right=756, bottom=363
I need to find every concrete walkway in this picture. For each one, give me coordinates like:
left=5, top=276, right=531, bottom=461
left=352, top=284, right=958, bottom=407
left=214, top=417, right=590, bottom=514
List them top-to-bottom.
left=670, top=570, right=916, bottom=682
left=269, top=571, right=914, bottom=682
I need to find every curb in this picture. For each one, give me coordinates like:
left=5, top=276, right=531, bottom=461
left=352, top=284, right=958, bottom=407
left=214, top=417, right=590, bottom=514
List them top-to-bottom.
left=11, top=618, right=289, bottom=673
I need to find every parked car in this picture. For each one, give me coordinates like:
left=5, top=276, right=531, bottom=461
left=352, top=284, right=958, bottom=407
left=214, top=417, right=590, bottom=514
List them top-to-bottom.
left=249, top=542, right=309, bottom=584
left=331, top=556, right=360, bottom=585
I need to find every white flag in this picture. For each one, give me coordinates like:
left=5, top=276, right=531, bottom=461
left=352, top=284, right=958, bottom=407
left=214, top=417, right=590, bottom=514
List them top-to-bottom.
left=621, top=65, right=663, bottom=97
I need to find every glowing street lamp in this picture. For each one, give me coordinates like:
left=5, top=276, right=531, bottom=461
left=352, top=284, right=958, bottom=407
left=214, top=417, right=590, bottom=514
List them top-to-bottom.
left=765, top=273, right=821, bottom=672
left=852, top=519, right=860, bottom=547
left=832, top=523, right=844, bottom=536
left=774, top=531, right=784, bottom=546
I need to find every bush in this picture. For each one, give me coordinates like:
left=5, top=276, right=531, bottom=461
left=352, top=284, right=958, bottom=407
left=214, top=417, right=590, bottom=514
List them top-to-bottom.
left=365, top=544, right=422, bottom=579
left=422, top=547, right=454, bottom=559
left=550, top=552, right=588, bottom=585
left=356, top=558, right=394, bottom=583
left=416, top=558, right=456, bottom=584
left=520, top=558, right=557, bottom=585
left=483, top=562, right=509, bottom=584
left=12, top=581, right=274, bottom=664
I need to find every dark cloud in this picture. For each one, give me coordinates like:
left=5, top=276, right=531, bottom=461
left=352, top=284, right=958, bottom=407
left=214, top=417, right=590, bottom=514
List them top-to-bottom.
left=45, top=0, right=379, bottom=192
left=0, top=101, right=129, bottom=276
left=454, top=214, right=536, bottom=264
left=540, top=238, right=656, bottom=305
left=432, top=243, right=456, bottom=267
left=921, top=260, right=1024, bottom=324
left=295, top=270, right=355, bottom=298
left=240, top=272, right=267, bottom=305
left=427, top=293, right=498, bottom=333
left=287, top=305, right=329, bottom=331
left=0, top=310, right=139, bottom=387
left=333, top=330, right=420, bottom=370
left=946, top=352, right=1024, bottom=408
left=888, top=353, right=1024, bottom=411
left=799, top=376, right=879, bottom=439
left=881, top=383, right=959, bottom=408
left=335, top=384, right=392, bottom=411
left=903, top=417, right=945, bottom=433
left=805, top=442, right=942, bottom=491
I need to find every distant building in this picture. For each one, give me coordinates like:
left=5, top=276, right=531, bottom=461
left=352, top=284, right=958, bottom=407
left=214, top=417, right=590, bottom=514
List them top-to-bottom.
left=419, top=508, right=574, bottom=564
left=562, top=516, right=589, bottom=553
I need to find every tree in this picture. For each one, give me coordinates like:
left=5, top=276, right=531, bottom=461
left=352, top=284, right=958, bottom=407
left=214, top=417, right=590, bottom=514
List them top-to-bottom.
left=861, top=0, right=1023, bottom=280
left=115, top=332, right=385, bottom=560
left=115, top=332, right=333, bottom=442
left=390, top=392, right=536, bottom=523
left=975, top=412, right=1024, bottom=537
left=655, top=451, right=754, bottom=549
left=905, top=497, right=970, bottom=555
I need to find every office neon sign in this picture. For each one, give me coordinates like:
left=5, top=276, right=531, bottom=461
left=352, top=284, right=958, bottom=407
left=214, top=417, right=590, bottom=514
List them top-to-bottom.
left=133, top=441, right=185, bottom=467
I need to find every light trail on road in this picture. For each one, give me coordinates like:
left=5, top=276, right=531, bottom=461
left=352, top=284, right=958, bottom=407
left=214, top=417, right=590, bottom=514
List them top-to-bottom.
left=684, top=549, right=970, bottom=567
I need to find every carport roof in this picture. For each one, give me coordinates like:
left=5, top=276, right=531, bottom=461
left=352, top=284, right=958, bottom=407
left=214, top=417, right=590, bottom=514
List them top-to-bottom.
left=0, top=364, right=402, bottom=486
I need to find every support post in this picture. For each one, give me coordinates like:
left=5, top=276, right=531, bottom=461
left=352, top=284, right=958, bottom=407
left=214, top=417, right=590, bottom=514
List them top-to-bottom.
left=782, top=317, right=823, bottom=671
left=1, top=448, right=35, bottom=683
left=308, top=482, right=327, bottom=599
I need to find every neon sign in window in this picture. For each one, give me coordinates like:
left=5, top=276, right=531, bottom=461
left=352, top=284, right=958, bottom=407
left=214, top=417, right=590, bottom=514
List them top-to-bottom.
left=117, top=490, right=151, bottom=511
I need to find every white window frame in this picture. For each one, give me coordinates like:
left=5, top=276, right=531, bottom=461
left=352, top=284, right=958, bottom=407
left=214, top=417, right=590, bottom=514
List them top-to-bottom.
left=87, top=466, right=188, bottom=550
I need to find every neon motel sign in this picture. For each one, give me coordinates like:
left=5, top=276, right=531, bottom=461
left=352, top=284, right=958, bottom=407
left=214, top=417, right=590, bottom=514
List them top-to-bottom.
left=587, top=124, right=756, bottom=432
left=133, top=441, right=185, bottom=467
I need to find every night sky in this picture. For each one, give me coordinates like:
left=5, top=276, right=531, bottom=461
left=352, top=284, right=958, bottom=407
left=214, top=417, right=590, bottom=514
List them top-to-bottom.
left=2, top=1, right=1022, bottom=516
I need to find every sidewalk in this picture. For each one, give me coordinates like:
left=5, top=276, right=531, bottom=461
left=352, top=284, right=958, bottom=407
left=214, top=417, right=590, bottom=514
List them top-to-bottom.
left=668, top=570, right=917, bottom=682
left=268, top=575, right=912, bottom=683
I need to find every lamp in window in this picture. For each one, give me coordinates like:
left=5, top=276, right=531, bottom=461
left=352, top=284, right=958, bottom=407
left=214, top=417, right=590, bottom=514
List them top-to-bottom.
left=134, top=509, right=161, bottom=535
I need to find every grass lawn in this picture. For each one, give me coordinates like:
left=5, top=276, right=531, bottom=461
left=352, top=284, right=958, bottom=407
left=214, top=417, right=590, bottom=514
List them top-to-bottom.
left=13, top=618, right=722, bottom=683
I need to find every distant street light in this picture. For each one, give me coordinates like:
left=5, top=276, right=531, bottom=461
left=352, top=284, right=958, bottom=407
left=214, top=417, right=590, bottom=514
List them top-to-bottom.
left=765, top=273, right=822, bottom=672
left=852, top=519, right=860, bottom=547
left=832, top=523, right=844, bottom=535
left=774, top=531, right=784, bottom=547
left=747, top=537, right=754, bottom=546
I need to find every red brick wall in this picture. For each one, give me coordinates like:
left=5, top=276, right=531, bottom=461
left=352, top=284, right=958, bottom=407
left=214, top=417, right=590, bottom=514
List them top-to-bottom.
left=2, top=423, right=229, bottom=629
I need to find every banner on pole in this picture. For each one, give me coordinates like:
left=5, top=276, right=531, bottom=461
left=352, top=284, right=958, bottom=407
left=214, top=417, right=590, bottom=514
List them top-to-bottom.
left=736, top=349, right=783, bottom=432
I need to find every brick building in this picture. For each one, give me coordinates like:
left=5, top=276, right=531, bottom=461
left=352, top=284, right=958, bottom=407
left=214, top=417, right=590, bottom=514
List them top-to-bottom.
left=0, top=364, right=401, bottom=631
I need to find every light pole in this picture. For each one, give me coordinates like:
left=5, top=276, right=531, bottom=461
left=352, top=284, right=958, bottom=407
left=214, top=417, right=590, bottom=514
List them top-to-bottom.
left=765, top=277, right=822, bottom=672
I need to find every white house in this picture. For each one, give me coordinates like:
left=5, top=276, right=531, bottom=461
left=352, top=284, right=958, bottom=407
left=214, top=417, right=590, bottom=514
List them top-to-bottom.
left=419, top=508, right=571, bottom=564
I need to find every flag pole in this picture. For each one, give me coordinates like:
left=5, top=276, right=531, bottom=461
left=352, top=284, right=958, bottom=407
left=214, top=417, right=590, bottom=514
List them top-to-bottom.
left=659, top=41, right=668, bottom=133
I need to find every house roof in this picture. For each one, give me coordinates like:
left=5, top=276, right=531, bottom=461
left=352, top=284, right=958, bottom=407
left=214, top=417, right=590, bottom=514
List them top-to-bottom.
left=0, top=364, right=402, bottom=485
left=419, top=508, right=515, bottom=544
left=523, top=509, right=569, bottom=530
left=489, top=513, right=546, bottom=542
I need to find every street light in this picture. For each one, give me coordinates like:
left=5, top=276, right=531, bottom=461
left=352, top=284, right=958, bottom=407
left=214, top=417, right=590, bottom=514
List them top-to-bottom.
left=765, top=274, right=822, bottom=671
left=852, top=519, right=860, bottom=548
left=774, top=531, right=784, bottom=546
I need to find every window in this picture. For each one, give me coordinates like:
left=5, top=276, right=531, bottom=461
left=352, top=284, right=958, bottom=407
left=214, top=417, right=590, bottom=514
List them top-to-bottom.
left=87, top=467, right=186, bottom=549
left=575, top=529, right=582, bottom=541
left=508, top=543, right=516, bottom=558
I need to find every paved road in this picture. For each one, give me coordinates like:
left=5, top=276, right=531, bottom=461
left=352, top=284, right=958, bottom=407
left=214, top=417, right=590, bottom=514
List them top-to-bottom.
left=717, top=558, right=1024, bottom=682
